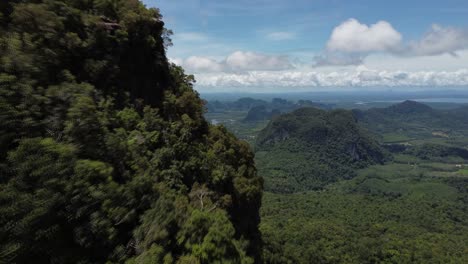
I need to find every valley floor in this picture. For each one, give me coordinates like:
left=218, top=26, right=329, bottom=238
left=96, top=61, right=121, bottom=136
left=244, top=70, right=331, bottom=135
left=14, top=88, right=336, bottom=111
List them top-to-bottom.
left=261, top=160, right=468, bottom=263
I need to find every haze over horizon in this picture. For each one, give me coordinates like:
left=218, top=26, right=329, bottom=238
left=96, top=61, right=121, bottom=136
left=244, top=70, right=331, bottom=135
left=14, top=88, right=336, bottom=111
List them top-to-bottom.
left=145, top=0, right=468, bottom=92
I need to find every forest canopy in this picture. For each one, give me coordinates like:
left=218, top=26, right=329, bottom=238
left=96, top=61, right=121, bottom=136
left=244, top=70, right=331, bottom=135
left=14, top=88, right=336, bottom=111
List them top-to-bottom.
left=0, top=1, right=263, bottom=263
left=255, top=107, right=387, bottom=193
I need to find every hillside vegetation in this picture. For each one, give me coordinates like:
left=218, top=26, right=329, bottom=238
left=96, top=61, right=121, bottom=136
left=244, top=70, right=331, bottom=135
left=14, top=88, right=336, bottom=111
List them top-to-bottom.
left=0, top=1, right=262, bottom=263
left=257, top=103, right=468, bottom=263
left=256, top=107, right=387, bottom=193
left=261, top=164, right=468, bottom=263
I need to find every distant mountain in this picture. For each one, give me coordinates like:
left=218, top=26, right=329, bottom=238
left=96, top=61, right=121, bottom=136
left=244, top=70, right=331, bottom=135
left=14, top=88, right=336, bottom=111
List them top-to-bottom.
left=206, top=97, right=332, bottom=114
left=206, top=97, right=267, bottom=112
left=353, top=100, right=438, bottom=121
left=386, top=100, right=434, bottom=115
left=354, top=101, right=468, bottom=139
left=243, top=105, right=280, bottom=122
left=255, top=107, right=387, bottom=193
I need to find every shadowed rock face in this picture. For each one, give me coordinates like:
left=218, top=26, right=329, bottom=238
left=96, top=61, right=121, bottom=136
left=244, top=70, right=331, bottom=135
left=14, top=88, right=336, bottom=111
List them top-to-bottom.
left=243, top=105, right=273, bottom=122
left=347, top=143, right=360, bottom=161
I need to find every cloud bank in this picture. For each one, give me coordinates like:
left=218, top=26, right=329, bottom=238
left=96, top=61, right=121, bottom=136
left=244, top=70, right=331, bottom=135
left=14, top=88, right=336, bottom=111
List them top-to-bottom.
left=169, top=19, right=468, bottom=91
left=172, top=51, right=293, bottom=73
left=194, top=68, right=468, bottom=90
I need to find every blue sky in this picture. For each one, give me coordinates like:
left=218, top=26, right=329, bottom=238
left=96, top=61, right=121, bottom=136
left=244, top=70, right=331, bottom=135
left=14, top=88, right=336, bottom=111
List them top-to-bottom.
left=143, top=0, right=468, bottom=92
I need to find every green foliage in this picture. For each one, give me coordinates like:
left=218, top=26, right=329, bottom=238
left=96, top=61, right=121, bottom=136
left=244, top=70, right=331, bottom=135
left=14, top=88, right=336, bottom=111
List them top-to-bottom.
left=0, top=1, right=262, bottom=263
left=205, top=100, right=468, bottom=263
left=354, top=100, right=468, bottom=145
left=256, top=107, right=387, bottom=193
left=1, top=138, right=80, bottom=263
left=405, top=143, right=468, bottom=160
left=261, top=162, right=468, bottom=264
left=177, top=209, right=249, bottom=264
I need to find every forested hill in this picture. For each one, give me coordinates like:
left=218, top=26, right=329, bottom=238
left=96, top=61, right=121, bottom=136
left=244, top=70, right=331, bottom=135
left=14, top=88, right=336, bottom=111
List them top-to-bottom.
left=0, top=1, right=262, bottom=263
left=206, top=97, right=332, bottom=114
left=353, top=100, right=468, bottom=137
left=255, top=107, right=386, bottom=193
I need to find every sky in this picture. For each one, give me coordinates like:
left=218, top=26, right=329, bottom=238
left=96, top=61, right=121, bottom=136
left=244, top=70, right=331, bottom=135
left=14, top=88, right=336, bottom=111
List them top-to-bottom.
left=143, top=0, right=468, bottom=93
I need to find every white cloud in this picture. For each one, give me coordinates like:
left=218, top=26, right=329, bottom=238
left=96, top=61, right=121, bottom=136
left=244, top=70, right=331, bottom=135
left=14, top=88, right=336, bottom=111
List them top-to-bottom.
left=325, top=19, right=468, bottom=61
left=327, top=19, right=402, bottom=53
left=320, top=20, right=468, bottom=66
left=406, top=24, right=468, bottom=56
left=266, top=32, right=296, bottom=41
left=172, top=51, right=293, bottom=73
left=225, top=51, right=292, bottom=71
left=183, top=56, right=224, bottom=72
left=193, top=68, right=468, bottom=90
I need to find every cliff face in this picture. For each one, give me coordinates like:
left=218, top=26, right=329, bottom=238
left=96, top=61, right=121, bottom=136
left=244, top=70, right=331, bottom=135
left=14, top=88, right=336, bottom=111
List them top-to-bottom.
left=256, top=107, right=387, bottom=193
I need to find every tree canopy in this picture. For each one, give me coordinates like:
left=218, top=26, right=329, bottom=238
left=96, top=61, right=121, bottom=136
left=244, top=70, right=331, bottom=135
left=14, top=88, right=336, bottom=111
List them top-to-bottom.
left=0, top=1, right=263, bottom=263
left=255, top=107, right=387, bottom=193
